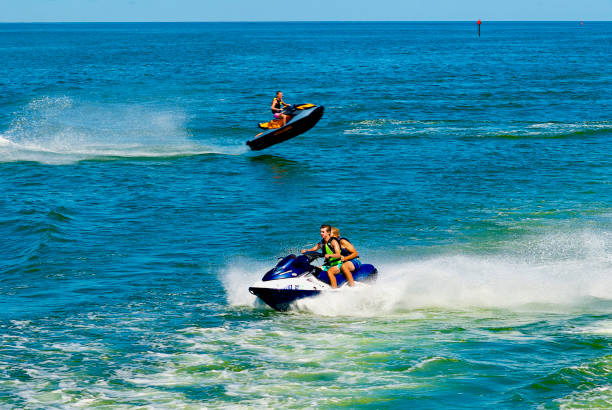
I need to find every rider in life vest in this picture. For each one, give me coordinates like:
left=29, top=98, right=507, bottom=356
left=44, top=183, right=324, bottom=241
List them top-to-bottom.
left=270, top=91, right=289, bottom=126
left=301, top=224, right=344, bottom=288
left=331, top=227, right=360, bottom=287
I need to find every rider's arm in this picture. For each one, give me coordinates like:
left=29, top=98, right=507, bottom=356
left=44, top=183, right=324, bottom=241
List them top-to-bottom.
left=326, top=240, right=342, bottom=260
left=340, top=240, right=359, bottom=262
left=301, top=242, right=321, bottom=254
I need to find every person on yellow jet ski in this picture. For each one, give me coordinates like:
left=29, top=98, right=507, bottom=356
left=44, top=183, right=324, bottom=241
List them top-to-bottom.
left=270, top=91, right=290, bottom=126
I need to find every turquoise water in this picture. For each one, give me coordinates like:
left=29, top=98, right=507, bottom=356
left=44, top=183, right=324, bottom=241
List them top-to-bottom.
left=1, top=22, right=611, bottom=408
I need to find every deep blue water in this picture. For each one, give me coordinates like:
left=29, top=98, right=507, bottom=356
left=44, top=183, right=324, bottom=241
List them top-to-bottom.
left=1, top=22, right=611, bottom=408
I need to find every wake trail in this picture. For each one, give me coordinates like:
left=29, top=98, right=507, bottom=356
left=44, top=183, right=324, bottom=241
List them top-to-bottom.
left=0, top=96, right=248, bottom=164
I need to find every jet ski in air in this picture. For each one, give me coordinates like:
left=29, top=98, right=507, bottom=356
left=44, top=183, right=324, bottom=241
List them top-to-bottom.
left=246, top=104, right=324, bottom=151
left=248, top=251, right=378, bottom=311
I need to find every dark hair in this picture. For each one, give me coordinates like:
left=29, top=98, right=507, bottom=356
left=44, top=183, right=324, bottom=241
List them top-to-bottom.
left=276, top=90, right=282, bottom=96
left=320, top=224, right=331, bottom=233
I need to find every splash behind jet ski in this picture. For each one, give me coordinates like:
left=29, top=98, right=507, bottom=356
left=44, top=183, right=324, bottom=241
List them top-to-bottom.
left=246, top=104, right=324, bottom=151
left=248, top=251, right=378, bottom=311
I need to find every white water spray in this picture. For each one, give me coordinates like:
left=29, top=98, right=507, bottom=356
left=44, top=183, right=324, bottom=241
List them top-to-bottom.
left=0, top=96, right=246, bottom=164
left=222, top=229, right=612, bottom=316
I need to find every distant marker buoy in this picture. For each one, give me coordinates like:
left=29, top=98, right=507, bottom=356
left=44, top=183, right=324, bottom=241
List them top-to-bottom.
left=477, top=20, right=481, bottom=37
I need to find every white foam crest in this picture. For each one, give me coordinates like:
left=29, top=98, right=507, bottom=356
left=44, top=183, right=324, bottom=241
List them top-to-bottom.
left=0, top=96, right=246, bottom=164
left=344, top=118, right=612, bottom=138
left=526, top=121, right=612, bottom=131
left=573, top=320, right=612, bottom=336
left=48, top=342, right=106, bottom=353
left=556, top=381, right=612, bottom=408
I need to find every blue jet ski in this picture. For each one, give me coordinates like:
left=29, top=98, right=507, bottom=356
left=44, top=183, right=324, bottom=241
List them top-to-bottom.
left=246, top=104, right=324, bottom=151
left=248, top=251, right=378, bottom=311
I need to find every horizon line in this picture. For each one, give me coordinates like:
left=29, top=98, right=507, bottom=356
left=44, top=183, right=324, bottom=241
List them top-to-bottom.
left=0, top=20, right=608, bottom=24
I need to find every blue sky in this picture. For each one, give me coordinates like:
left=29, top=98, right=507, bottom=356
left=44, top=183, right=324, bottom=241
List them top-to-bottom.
left=1, top=0, right=611, bottom=22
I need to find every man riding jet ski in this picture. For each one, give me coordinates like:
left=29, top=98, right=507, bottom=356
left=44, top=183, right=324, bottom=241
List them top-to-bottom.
left=248, top=226, right=378, bottom=311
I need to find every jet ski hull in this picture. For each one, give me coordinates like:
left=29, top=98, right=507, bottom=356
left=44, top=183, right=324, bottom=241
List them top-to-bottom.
left=247, top=105, right=324, bottom=151
left=248, top=287, right=321, bottom=311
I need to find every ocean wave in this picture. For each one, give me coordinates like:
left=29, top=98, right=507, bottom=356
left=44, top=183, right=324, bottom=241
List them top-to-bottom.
left=0, top=96, right=247, bottom=164
left=532, top=355, right=612, bottom=408
left=556, top=385, right=612, bottom=409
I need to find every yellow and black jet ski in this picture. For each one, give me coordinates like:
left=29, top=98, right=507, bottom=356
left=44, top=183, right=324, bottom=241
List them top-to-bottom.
left=246, top=104, right=324, bottom=151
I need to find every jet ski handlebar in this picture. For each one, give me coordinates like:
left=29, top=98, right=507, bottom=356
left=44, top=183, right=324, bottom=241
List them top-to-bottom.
left=282, top=104, right=297, bottom=114
left=302, top=251, right=323, bottom=262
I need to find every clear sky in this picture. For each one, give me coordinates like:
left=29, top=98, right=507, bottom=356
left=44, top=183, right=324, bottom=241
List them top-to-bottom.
left=1, top=0, right=611, bottom=22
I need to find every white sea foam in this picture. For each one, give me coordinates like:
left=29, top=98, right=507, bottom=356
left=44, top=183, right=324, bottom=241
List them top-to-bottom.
left=0, top=96, right=247, bottom=164
left=343, top=118, right=612, bottom=138
left=224, top=229, right=612, bottom=316
left=573, top=320, right=612, bottom=336
left=48, top=342, right=106, bottom=353
left=556, top=380, right=612, bottom=408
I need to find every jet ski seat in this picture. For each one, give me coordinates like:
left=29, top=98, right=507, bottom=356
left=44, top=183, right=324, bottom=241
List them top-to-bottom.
left=259, top=117, right=292, bottom=130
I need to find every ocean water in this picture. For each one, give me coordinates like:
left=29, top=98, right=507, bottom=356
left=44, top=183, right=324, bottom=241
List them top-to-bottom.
left=1, top=21, right=611, bottom=408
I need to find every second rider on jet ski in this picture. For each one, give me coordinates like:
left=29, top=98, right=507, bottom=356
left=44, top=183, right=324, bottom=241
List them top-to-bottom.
left=331, top=227, right=361, bottom=288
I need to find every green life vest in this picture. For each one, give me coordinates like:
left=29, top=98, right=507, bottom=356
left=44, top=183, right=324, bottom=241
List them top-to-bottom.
left=322, top=237, right=341, bottom=266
